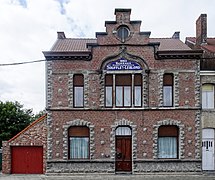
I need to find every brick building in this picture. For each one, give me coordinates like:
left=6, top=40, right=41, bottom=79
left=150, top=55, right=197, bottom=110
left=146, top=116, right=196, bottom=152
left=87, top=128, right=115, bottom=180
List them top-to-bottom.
left=42, top=8, right=203, bottom=174
left=186, top=14, right=215, bottom=171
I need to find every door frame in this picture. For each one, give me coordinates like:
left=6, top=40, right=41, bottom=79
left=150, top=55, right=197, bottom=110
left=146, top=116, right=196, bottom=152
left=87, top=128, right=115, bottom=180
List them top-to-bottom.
left=115, top=126, right=132, bottom=172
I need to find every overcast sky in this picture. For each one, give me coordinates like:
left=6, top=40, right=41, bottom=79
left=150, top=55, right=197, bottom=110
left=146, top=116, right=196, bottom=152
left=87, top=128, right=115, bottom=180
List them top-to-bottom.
left=0, top=0, right=214, bottom=113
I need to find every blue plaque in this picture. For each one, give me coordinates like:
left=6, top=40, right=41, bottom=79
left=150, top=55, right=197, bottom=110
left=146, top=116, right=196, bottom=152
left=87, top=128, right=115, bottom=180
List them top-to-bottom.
left=105, top=58, right=142, bottom=71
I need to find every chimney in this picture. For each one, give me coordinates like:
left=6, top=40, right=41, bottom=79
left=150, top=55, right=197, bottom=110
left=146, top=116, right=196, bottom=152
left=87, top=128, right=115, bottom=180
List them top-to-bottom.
left=115, top=8, right=131, bottom=24
left=196, top=14, right=207, bottom=46
left=172, top=31, right=180, bottom=39
left=57, top=32, right=66, bottom=39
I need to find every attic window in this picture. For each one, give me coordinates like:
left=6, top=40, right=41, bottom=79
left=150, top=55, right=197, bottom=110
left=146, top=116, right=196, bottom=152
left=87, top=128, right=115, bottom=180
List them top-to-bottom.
left=117, top=26, right=130, bottom=42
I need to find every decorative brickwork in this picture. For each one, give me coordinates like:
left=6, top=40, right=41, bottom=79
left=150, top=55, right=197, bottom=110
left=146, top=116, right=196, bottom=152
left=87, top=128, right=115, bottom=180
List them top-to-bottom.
left=43, top=8, right=202, bottom=174
left=46, top=61, right=53, bottom=108
left=195, top=61, right=201, bottom=107
left=158, top=71, right=164, bottom=107
left=174, top=72, right=179, bottom=107
left=68, top=73, right=74, bottom=108
left=84, top=73, right=90, bottom=108
left=99, top=73, right=105, bottom=108
left=143, top=73, right=148, bottom=107
left=195, top=110, right=201, bottom=159
left=47, top=112, right=53, bottom=160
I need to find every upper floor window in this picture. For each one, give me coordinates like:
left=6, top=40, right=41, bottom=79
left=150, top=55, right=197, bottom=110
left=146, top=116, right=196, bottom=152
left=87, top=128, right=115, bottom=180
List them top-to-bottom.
left=117, top=26, right=130, bottom=42
left=163, top=73, right=173, bottom=107
left=73, top=74, right=84, bottom=107
left=105, top=74, right=142, bottom=108
left=202, top=84, right=214, bottom=109
left=158, top=125, right=178, bottom=159
left=68, top=126, right=89, bottom=159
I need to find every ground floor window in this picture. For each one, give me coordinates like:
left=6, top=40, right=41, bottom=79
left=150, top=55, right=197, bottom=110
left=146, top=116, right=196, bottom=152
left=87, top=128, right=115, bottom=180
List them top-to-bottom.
left=158, top=125, right=178, bottom=158
left=68, top=126, right=89, bottom=159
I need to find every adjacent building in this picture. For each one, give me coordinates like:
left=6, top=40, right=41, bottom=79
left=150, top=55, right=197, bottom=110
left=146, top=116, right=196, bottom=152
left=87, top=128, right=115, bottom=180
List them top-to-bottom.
left=42, top=9, right=203, bottom=173
left=186, top=14, right=215, bottom=171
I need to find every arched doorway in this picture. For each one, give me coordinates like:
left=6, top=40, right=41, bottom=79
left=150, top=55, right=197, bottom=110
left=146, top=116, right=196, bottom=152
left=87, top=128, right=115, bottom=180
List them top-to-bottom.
left=115, top=126, right=132, bottom=172
left=202, top=128, right=215, bottom=170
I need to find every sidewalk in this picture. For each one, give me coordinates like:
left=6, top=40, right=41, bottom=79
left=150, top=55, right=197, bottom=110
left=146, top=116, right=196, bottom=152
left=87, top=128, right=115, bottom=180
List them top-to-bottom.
left=1, top=173, right=215, bottom=180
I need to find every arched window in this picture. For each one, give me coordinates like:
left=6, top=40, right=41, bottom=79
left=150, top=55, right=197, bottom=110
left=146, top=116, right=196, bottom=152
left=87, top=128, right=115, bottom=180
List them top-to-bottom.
left=163, top=73, right=173, bottom=107
left=73, top=74, right=84, bottom=107
left=202, top=84, right=214, bottom=109
left=158, top=125, right=178, bottom=159
left=68, top=126, right=89, bottom=159
left=116, top=126, right=132, bottom=136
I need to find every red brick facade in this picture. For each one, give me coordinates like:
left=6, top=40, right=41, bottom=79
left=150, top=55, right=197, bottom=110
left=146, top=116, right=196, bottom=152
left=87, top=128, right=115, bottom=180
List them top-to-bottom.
left=2, top=8, right=204, bottom=175
left=43, top=9, right=202, bottom=173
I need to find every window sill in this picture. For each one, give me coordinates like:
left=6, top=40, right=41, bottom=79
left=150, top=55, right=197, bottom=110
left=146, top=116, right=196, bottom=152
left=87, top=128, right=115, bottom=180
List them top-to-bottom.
left=202, top=109, right=215, bottom=112
left=135, top=159, right=201, bottom=162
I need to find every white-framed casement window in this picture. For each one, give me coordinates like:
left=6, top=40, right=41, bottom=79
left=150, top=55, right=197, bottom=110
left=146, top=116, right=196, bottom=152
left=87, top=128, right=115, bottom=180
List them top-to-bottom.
left=163, top=73, right=173, bottom=107
left=73, top=74, right=84, bottom=107
left=105, top=74, right=142, bottom=108
left=202, top=84, right=214, bottom=109
left=158, top=125, right=178, bottom=159
left=68, top=126, right=89, bottom=159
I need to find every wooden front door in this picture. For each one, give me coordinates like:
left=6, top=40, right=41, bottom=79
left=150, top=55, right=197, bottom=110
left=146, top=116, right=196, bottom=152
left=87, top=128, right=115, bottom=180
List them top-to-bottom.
left=115, top=136, right=132, bottom=172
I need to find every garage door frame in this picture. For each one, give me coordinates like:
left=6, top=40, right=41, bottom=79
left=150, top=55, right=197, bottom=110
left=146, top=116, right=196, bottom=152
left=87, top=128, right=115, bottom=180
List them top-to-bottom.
left=11, top=146, right=43, bottom=174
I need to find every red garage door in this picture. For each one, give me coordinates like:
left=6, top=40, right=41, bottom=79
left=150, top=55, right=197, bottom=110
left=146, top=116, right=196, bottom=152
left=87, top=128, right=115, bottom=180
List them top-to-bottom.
left=11, top=146, right=43, bottom=174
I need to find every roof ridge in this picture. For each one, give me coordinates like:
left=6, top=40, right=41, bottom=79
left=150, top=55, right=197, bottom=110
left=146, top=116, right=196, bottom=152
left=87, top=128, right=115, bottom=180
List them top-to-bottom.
left=150, top=37, right=173, bottom=39
left=64, top=38, right=97, bottom=40
left=8, top=114, right=47, bottom=142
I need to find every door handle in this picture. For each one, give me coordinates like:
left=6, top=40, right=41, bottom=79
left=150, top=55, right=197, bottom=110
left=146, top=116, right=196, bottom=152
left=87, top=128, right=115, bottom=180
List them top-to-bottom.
left=116, top=152, right=122, bottom=159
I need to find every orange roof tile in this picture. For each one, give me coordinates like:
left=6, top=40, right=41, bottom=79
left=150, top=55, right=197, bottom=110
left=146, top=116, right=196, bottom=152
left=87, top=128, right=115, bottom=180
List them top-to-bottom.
left=50, top=38, right=190, bottom=52
left=51, top=38, right=97, bottom=52
left=150, top=38, right=191, bottom=51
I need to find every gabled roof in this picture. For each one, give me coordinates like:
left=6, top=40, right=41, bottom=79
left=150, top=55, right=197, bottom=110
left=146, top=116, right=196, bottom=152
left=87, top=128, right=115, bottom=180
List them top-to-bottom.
left=186, top=37, right=215, bottom=53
